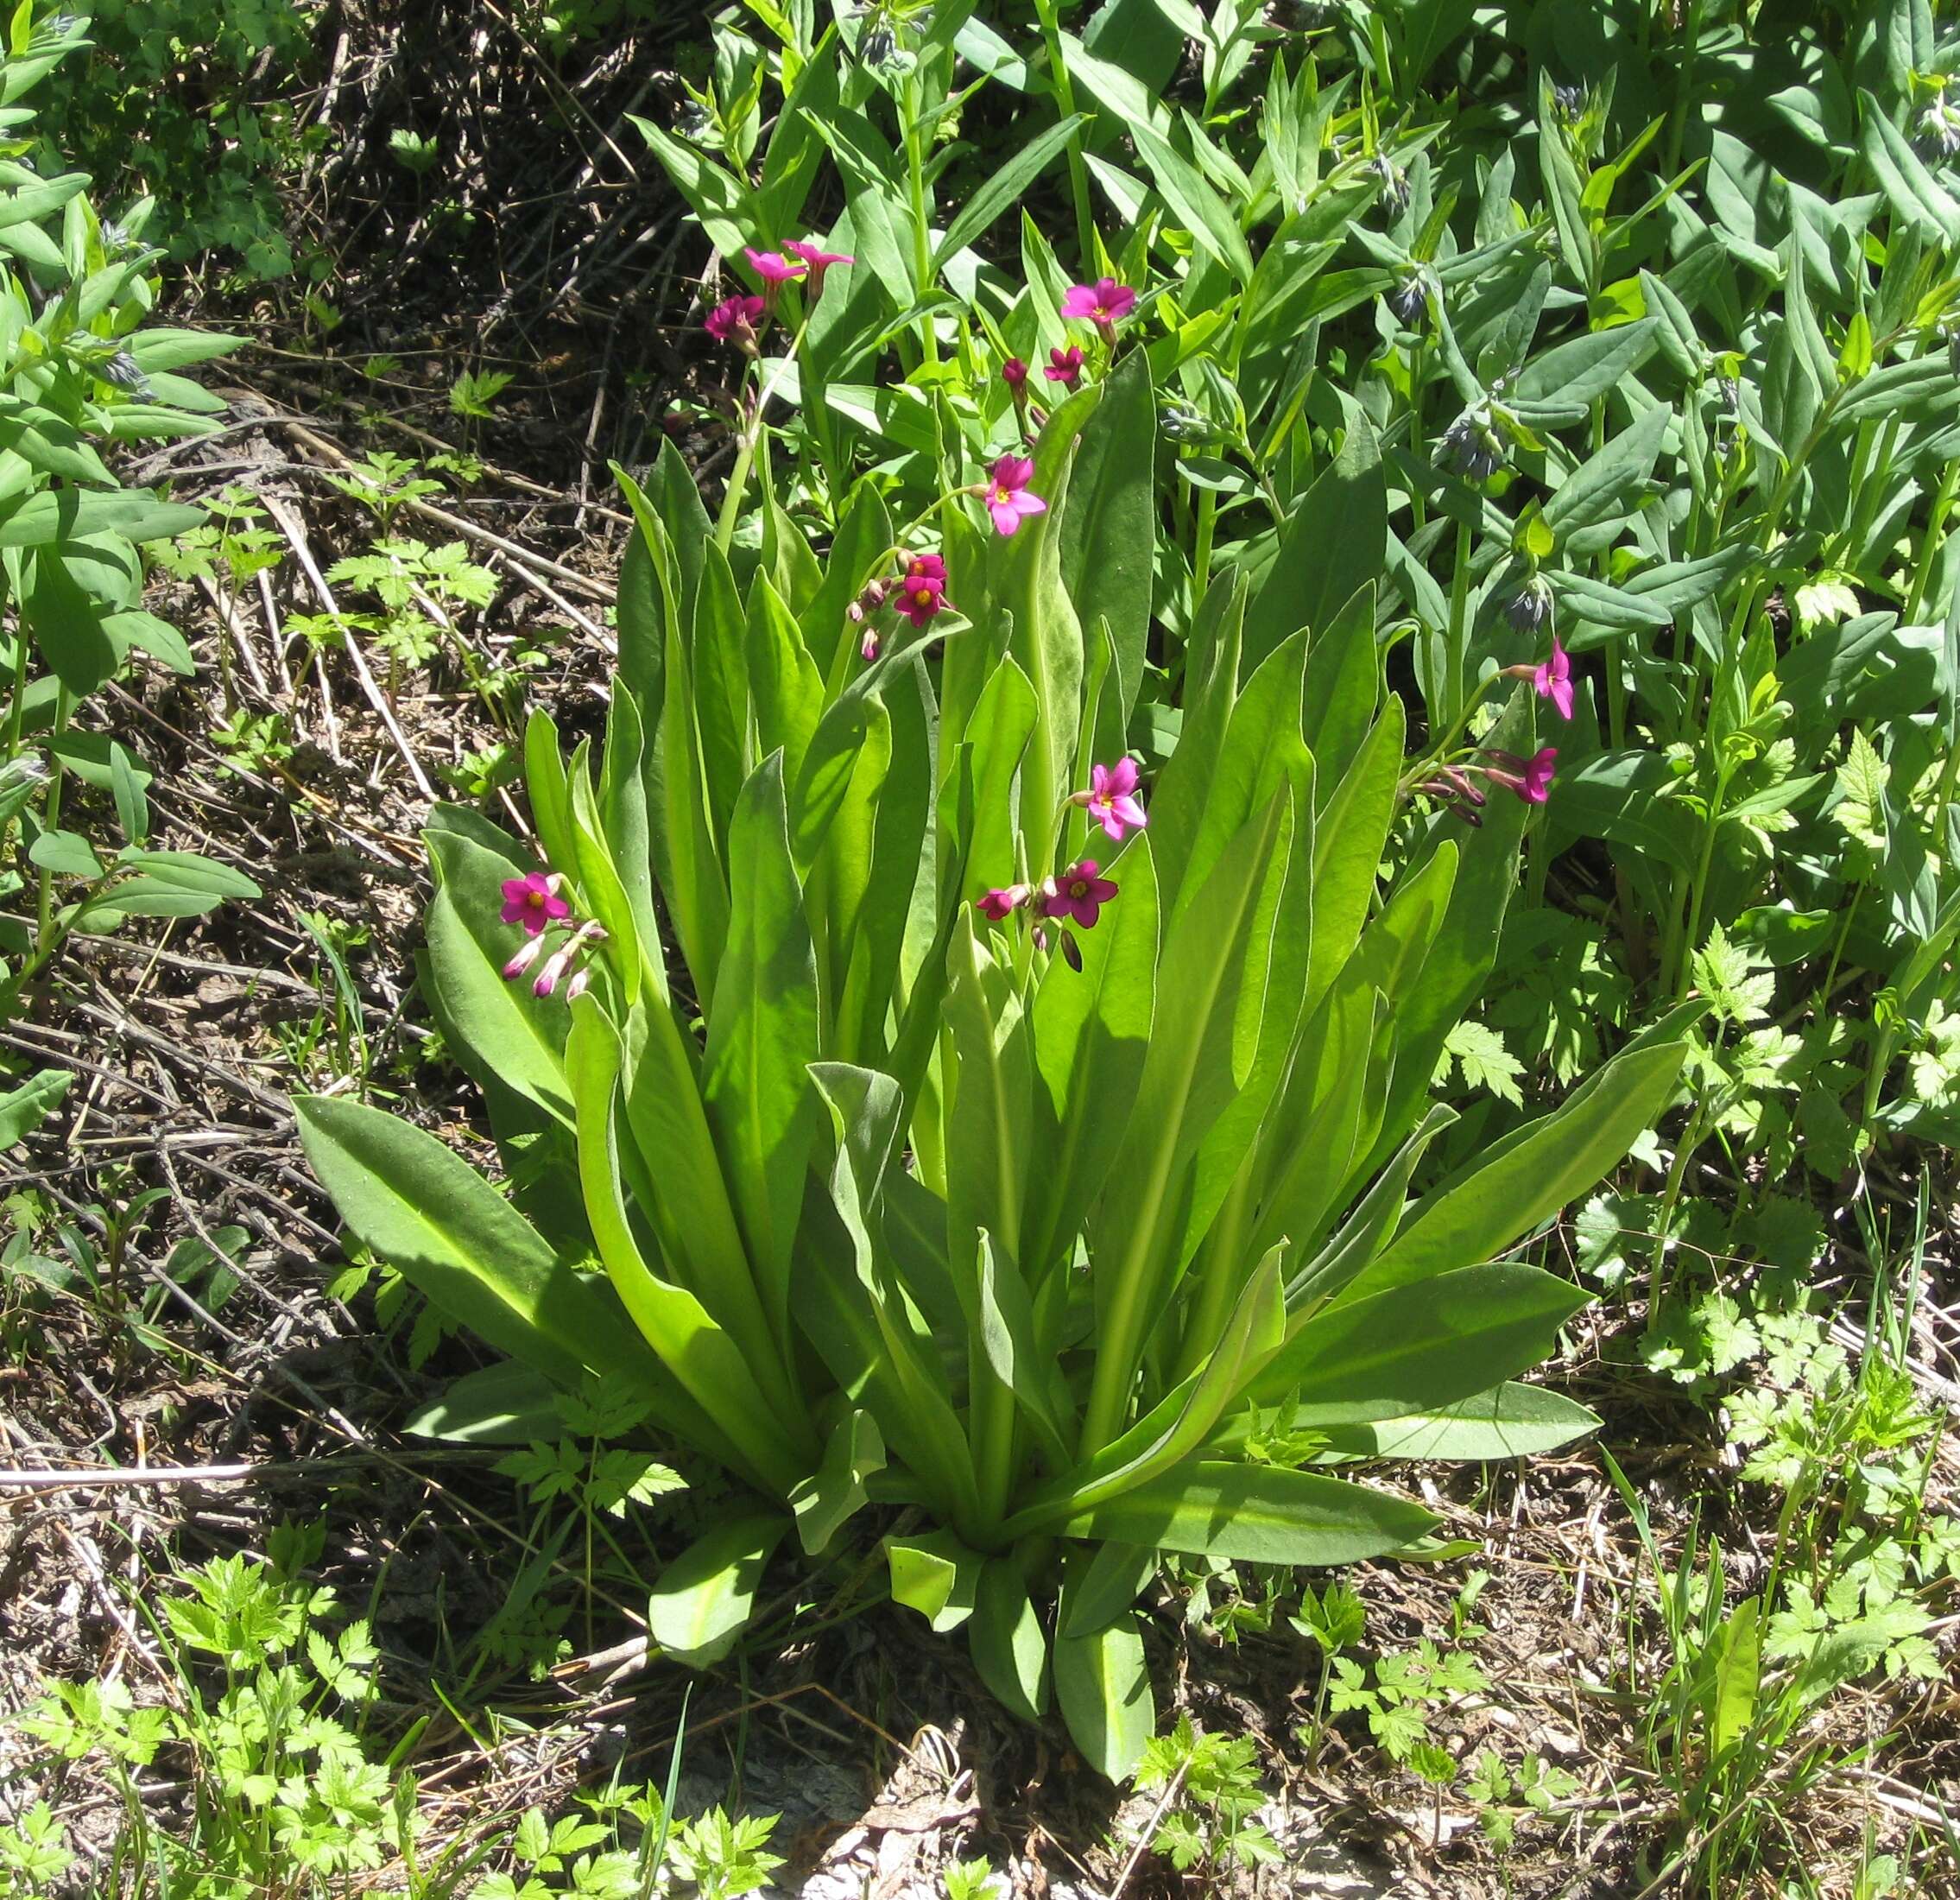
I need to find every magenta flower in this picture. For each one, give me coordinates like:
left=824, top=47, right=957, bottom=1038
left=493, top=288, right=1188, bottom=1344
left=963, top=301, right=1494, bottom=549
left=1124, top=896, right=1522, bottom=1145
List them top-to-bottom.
left=782, top=238, right=853, bottom=296
left=743, top=246, right=806, bottom=290
left=1060, top=276, right=1137, bottom=332
left=704, top=294, right=765, bottom=352
left=1044, top=345, right=1085, bottom=387
left=1002, top=356, right=1028, bottom=391
left=981, top=454, right=1046, bottom=537
left=895, top=552, right=948, bottom=630
left=1533, top=635, right=1574, bottom=721
left=1521, top=746, right=1558, bottom=801
left=1481, top=747, right=1559, bottom=805
left=1078, top=757, right=1148, bottom=842
left=1041, top=859, right=1119, bottom=929
left=501, top=871, right=570, bottom=937
left=977, top=883, right=1029, bottom=921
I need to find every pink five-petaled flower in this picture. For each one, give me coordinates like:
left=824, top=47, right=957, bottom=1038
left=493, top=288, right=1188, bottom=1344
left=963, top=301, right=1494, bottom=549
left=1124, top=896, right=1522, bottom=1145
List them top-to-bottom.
left=782, top=238, right=853, bottom=296
left=743, top=246, right=806, bottom=294
left=1061, top=276, right=1137, bottom=333
left=704, top=294, right=766, bottom=352
left=1044, top=345, right=1085, bottom=387
left=982, top=454, right=1046, bottom=537
left=895, top=553, right=948, bottom=630
left=1533, top=634, right=1574, bottom=721
left=1481, top=747, right=1559, bottom=805
left=1078, top=757, right=1148, bottom=843
left=1042, top=859, right=1119, bottom=929
left=500, top=871, right=569, bottom=938
left=977, top=883, right=1029, bottom=922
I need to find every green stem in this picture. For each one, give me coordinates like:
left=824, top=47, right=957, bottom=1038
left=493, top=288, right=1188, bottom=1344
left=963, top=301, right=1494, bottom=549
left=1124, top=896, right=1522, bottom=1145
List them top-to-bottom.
left=1033, top=0, right=1097, bottom=269
left=904, top=73, right=939, bottom=369
left=1902, top=455, right=1960, bottom=626
left=1192, top=486, right=1217, bottom=627
left=34, top=687, right=71, bottom=948
left=1672, top=767, right=1729, bottom=1002
left=1644, top=1096, right=1706, bottom=1323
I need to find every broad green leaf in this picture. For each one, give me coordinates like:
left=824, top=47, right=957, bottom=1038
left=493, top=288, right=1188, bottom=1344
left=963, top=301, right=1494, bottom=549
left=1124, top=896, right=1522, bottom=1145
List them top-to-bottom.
left=1860, top=89, right=1960, bottom=244
left=1129, top=116, right=1255, bottom=283
left=1509, top=320, right=1657, bottom=422
left=1058, top=348, right=1156, bottom=719
left=1242, top=399, right=1385, bottom=674
left=0, top=489, right=203, bottom=548
left=702, top=753, right=820, bottom=1356
left=424, top=826, right=573, bottom=1122
left=1022, top=833, right=1159, bottom=1282
left=566, top=1003, right=810, bottom=1494
left=1347, top=1037, right=1689, bottom=1300
left=296, top=1095, right=648, bottom=1391
left=1255, top=1264, right=1590, bottom=1422
left=402, top=1360, right=560, bottom=1445
left=1315, top=1383, right=1601, bottom=1460
left=790, top=1409, right=885, bottom=1555
left=1065, top=1461, right=1434, bottom=1566
left=647, top=1513, right=788, bottom=1666
left=887, top=1529, right=983, bottom=1632
left=1058, top=1542, right=1159, bottom=1639
left=971, top=1559, right=1049, bottom=1722
left=1054, top=1615, right=1154, bottom=1782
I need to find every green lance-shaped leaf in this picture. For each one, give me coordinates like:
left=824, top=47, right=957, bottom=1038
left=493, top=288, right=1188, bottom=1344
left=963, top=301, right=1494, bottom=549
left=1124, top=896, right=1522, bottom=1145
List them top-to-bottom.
left=1508, top=319, right=1657, bottom=425
left=1058, top=347, right=1156, bottom=721
left=1242, top=396, right=1385, bottom=675
left=1002, top=424, right=1085, bottom=876
left=611, top=463, right=678, bottom=717
left=801, top=479, right=894, bottom=688
left=0, top=489, right=204, bottom=549
left=691, top=540, right=751, bottom=848
left=745, top=573, right=825, bottom=790
left=1144, top=576, right=1244, bottom=898
left=1299, top=582, right=1381, bottom=798
left=658, top=598, right=730, bottom=1007
left=948, top=654, right=1038, bottom=902
left=598, top=686, right=665, bottom=998
left=523, top=708, right=580, bottom=896
left=567, top=749, right=647, bottom=1008
left=702, top=753, right=821, bottom=1363
left=1079, top=788, right=1296, bottom=1457
left=423, top=826, right=572, bottom=1124
left=1021, top=834, right=1159, bottom=1285
left=566, top=1001, right=811, bottom=1497
left=1341, top=1033, right=1691, bottom=1305
left=807, top=1064, right=986, bottom=1534
left=295, top=1096, right=673, bottom=1403
left=1015, top=1245, right=1287, bottom=1539
left=1254, top=1263, right=1590, bottom=1424
left=1312, top=1384, right=1601, bottom=1461
left=790, top=1409, right=885, bottom=1557
left=1061, top=1462, right=1435, bottom=1567
left=647, top=1513, right=788, bottom=1667
left=887, top=1529, right=983, bottom=1633
left=1058, top=1542, right=1160, bottom=1640
left=971, top=1559, right=1050, bottom=1723
left=1710, top=1596, right=1762, bottom=1761
left=1054, top=1614, right=1154, bottom=1782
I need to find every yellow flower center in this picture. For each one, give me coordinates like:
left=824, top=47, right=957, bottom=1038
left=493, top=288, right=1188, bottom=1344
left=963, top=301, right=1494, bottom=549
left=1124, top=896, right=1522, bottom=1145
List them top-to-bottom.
left=914, top=589, right=933, bottom=606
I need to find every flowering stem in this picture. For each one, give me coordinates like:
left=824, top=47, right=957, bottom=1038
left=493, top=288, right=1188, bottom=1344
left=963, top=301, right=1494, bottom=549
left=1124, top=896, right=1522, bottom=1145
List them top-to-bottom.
left=1031, top=0, right=1097, bottom=269
left=903, top=72, right=938, bottom=370
left=714, top=314, right=813, bottom=554
left=1902, top=454, right=1960, bottom=627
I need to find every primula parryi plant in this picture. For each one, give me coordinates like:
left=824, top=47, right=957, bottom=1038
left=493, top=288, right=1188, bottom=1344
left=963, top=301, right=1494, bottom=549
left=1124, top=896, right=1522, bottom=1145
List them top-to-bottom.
left=300, top=238, right=1689, bottom=1770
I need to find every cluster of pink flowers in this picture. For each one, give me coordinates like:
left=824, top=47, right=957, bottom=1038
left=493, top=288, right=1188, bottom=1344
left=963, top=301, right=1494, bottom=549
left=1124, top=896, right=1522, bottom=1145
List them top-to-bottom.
left=703, top=237, right=857, bottom=352
left=1000, top=276, right=1138, bottom=438
left=849, top=549, right=955, bottom=662
left=976, top=757, right=1148, bottom=966
left=498, top=871, right=606, bottom=999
